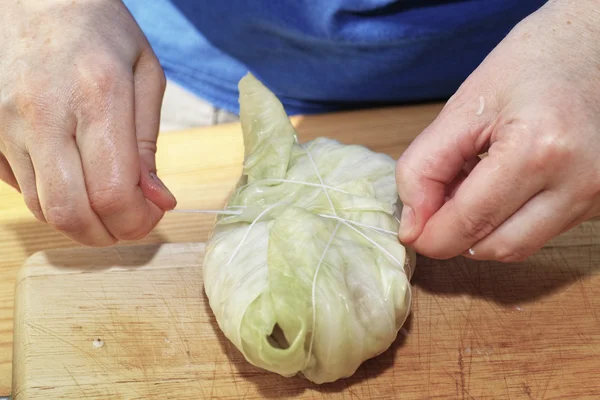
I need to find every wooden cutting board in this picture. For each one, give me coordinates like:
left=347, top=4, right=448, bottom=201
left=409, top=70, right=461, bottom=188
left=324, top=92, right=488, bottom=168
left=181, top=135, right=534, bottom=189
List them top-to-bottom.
left=0, top=102, right=447, bottom=391
left=12, top=225, right=600, bottom=399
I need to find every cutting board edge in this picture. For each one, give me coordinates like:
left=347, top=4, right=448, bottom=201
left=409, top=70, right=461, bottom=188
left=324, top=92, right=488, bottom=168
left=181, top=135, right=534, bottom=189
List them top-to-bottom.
left=12, top=263, right=29, bottom=400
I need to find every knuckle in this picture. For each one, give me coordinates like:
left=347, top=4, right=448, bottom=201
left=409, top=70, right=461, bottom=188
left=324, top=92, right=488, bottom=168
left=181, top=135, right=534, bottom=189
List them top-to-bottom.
left=140, top=51, right=166, bottom=92
left=76, top=55, right=127, bottom=101
left=151, top=61, right=167, bottom=93
left=88, top=65, right=120, bottom=95
left=158, top=70, right=167, bottom=93
left=3, top=87, right=49, bottom=122
left=7, top=88, right=35, bottom=111
left=502, top=118, right=573, bottom=175
left=530, top=131, right=573, bottom=171
left=138, top=138, right=157, bottom=155
left=395, top=156, right=419, bottom=186
left=395, top=157, right=406, bottom=175
left=395, top=158, right=409, bottom=183
left=590, top=179, right=600, bottom=200
left=88, top=186, right=152, bottom=241
left=89, top=186, right=127, bottom=217
left=24, top=194, right=45, bottom=222
left=45, top=205, right=87, bottom=233
left=112, top=210, right=154, bottom=241
left=458, top=212, right=497, bottom=241
left=116, top=221, right=151, bottom=241
left=495, top=245, right=530, bottom=263
left=418, top=246, right=453, bottom=261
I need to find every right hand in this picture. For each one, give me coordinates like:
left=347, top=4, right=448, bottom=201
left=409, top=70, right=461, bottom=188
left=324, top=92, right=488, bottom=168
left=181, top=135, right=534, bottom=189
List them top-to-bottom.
left=0, top=0, right=177, bottom=247
left=395, top=0, right=600, bottom=262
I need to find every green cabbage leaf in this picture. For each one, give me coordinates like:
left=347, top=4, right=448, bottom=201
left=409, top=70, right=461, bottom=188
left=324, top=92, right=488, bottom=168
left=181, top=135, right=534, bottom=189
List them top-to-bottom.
left=203, top=73, right=415, bottom=384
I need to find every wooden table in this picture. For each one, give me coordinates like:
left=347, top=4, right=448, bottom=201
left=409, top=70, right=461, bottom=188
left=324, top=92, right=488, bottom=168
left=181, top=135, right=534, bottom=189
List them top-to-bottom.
left=0, top=104, right=445, bottom=395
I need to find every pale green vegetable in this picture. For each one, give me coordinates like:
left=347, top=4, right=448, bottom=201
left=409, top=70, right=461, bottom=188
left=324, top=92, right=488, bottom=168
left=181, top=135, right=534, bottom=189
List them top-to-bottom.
left=203, top=73, right=416, bottom=384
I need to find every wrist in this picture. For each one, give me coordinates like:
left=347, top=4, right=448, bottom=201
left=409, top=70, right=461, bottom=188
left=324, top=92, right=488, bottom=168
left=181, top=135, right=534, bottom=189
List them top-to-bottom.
left=517, top=0, right=600, bottom=66
left=543, top=0, right=600, bottom=34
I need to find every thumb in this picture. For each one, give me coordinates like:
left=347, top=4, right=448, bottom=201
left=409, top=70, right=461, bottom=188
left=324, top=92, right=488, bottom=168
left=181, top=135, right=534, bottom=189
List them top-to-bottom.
left=134, top=47, right=176, bottom=211
left=135, top=91, right=176, bottom=212
left=395, top=93, right=495, bottom=244
left=139, top=157, right=177, bottom=211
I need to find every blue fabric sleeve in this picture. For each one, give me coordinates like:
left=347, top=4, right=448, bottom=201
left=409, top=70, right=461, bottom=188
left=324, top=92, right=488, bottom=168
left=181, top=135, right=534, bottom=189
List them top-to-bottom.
left=123, top=0, right=548, bottom=115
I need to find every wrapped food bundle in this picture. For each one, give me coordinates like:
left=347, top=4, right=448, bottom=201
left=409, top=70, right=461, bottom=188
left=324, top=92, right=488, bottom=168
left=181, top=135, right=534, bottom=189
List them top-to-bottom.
left=203, top=73, right=416, bottom=384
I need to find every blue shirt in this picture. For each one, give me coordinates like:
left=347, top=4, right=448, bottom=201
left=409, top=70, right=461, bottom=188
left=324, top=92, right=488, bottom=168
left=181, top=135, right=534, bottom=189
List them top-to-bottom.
left=123, top=0, right=547, bottom=115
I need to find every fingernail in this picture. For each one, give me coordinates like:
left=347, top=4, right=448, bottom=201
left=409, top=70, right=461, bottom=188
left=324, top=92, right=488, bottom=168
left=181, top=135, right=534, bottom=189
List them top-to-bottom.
left=149, top=172, right=176, bottom=200
left=398, top=205, right=415, bottom=240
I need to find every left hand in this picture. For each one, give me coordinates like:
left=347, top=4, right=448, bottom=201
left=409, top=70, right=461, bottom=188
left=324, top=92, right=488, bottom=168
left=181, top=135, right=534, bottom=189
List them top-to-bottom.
left=0, top=0, right=175, bottom=247
left=395, top=0, right=600, bottom=262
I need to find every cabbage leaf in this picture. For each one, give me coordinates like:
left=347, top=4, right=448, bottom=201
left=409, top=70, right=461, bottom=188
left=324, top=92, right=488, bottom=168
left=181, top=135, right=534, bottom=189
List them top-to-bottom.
left=203, top=73, right=415, bottom=384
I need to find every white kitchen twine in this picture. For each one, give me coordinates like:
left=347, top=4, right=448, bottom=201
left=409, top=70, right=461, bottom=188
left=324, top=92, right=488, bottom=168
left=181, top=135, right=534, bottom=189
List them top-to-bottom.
left=170, top=144, right=409, bottom=364
left=168, top=146, right=406, bottom=269
left=172, top=207, right=397, bottom=236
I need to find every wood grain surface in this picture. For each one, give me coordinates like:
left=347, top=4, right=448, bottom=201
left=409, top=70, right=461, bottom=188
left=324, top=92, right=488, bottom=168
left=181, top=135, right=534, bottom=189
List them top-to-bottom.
left=4, top=103, right=600, bottom=399
left=12, top=236, right=600, bottom=399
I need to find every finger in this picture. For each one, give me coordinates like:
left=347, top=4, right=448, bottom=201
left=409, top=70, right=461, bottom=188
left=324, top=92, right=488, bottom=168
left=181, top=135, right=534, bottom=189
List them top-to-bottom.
left=133, top=48, right=176, bottom=210
left=133, top=49, right=164, bottom=173
left=76, top=64, right=163, bottom=241
left=396, top=94, right=496, bottom=243
left=410, top=131, right=549, bottom=259
left=29, top=133, right=117, bottom=247
left=5, top=149, right=44, bottom=221
left=0, top=152, right=19, bottom=191
left=462, top=156, right=481, bottom=174
left=445, top=157, right=481, bottom=200
left=139, top=161, right=177, bottom=211
left=464, top=190, right=587, bottom=262
left=556, top=201, right=600, bottom=236
left=560, top=215, right=596, bottom=236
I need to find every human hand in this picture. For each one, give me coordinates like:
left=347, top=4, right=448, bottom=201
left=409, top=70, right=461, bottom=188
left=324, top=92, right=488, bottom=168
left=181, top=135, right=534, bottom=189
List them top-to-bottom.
left=0, top=0, right=176, bottom=246
left=396, top=0, right=600, bottom=262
